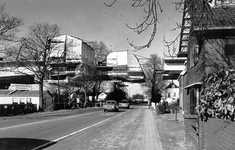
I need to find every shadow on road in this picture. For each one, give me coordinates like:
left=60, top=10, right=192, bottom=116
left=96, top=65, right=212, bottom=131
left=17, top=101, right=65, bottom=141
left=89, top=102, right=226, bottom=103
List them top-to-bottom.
left=0, top=138, right=56, bottom=150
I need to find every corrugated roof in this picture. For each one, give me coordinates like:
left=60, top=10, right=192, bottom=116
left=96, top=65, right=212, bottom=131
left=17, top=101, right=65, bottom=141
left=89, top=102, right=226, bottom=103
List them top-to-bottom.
left=165, top=82, right=178, bottom=89
left=0, top=90, right=50, bottom=97
left=0, top=90, right=11, bottom=96
left=10, top=90, right=39, bottom=97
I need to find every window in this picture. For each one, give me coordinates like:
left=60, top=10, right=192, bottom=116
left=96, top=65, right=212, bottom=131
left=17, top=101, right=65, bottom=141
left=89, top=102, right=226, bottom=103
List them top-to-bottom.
left=225, top=0, right=235, bottom=4
left=224, top=39, right=235, bottom=56
left=190, top=44, right=200, bottom=67
left=194, top=45, right=199, bottom=64
left=167, top=92, right=171, bottom=98
left=12, top=98, right=18, bottom=104
left=20, top=98, right=25, bottom=104
left=26, top=98, right=32, bottom=103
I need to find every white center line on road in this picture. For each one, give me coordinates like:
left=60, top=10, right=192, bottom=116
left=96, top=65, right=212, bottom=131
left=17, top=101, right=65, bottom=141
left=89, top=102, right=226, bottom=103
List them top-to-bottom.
left=32, top=111, right=126, bottom=150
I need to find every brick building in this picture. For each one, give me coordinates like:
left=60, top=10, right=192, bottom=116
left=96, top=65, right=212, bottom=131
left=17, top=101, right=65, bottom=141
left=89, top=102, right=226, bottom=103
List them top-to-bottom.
left=178, top=1, right=235, bottom=150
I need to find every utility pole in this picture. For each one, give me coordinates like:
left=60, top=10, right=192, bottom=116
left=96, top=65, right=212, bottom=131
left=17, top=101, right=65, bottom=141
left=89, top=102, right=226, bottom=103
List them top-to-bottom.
left=57, top=65, right=60, bottom=105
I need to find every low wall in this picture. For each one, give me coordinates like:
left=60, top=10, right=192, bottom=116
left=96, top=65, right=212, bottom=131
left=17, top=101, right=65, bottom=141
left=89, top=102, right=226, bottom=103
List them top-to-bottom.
left=184, top=114, right=199, bottom=150
left=200, top=118, right=235, bottom=150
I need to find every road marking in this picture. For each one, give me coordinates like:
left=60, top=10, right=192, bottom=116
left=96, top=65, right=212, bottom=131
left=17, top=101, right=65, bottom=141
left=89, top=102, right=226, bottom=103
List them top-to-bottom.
left=0, top=111, right=102, bottom=131
left=32, top=112, right=125, bottom=150
left=0, top=120, right=48, bottom=131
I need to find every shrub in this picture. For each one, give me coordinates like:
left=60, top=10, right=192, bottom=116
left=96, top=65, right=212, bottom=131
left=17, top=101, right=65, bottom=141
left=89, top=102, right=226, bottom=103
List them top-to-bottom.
left=197, top=68, right=235, bottom=121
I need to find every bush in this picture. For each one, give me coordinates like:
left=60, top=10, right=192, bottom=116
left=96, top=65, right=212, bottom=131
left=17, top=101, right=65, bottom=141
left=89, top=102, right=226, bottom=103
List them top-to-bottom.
left=198, top=68, right=235, bottom=121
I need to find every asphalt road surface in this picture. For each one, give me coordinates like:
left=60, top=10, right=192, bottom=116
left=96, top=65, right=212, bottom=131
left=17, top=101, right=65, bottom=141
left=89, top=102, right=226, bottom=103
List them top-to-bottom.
left=0, top=105, right=162, bottom=150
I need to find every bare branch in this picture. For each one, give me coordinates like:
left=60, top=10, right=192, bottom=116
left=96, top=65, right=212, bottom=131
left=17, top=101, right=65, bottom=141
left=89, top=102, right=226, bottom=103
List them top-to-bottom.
left=104, top=0, right=117, bottom=7
left=104, top=0, right=162, bottom=51
left=164, top=0, right=222, bottom=57
left=0, top=4, right=23, bottom=44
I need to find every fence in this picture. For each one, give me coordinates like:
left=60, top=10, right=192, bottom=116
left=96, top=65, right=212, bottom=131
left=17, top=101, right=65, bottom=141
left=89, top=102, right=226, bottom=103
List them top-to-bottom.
left=0, top=103, right=37, bottom=116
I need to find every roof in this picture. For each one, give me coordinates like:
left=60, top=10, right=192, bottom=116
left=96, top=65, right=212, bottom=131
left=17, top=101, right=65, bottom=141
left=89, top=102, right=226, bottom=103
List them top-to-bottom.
left=193, top=5, right=235, bottom=30
left=212, top=6, right=235, bottom=28
left=164, top=57, right=187, bottom=64
left=165, top=82, right=178, bottom=89
left=184, top=82, right=203, bottom=89
left=0, top=90, right=51, bottom=97
left=0, top=90, right=11, bottom=95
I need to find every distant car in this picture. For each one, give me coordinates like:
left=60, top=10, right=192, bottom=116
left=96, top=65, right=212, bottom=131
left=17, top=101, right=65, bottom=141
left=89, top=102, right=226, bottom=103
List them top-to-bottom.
left=103, top=100, right=119, bottom=112
left=119, top=100, right=130, bottom=109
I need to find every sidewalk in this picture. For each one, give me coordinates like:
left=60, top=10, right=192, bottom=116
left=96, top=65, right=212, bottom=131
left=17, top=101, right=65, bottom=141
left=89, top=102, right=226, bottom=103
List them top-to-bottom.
left=141, top=107, right=163, bottom=150
left=152, top=108, right=190, bottom=150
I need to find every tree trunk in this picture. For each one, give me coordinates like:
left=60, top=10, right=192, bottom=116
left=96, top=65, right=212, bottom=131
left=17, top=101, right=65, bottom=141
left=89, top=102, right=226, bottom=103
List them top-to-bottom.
left=39, top=80, right=44, bottom=111
left=95, top=81, right=101, bottom=101
left=92, top=84, right=96, bottom=107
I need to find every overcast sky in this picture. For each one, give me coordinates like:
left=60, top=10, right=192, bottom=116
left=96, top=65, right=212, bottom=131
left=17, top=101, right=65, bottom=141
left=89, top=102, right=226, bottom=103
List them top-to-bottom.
left=2, top=0, right=182, bottom=60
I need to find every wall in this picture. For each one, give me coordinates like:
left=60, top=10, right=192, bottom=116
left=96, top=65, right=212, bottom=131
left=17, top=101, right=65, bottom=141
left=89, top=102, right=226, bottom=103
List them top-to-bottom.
left=184, top=33, right=235, bottom=150
left=184, top=35, right=205, bottom=150
left=186, top=36, right=205, bottom=86
left=205, top=38, right=235, bottom=74
left=82, top=42, right=95, bottom=65
left=106, top=51, right=128, bottom=66
left=178, top=75, right=183, bottom=112
left=43, top=92, right=53, bottom=111
left=0, top=96, right=39, bottom=110
left=184, top=115, right=199, bottom=150
left=199, top=119, right=235, bottom=150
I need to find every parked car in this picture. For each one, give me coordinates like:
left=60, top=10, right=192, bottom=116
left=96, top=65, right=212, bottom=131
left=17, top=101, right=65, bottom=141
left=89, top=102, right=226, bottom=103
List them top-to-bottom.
left=103, top=100, right=119, bottom=112
left=119, top=100, right=130, bottom=109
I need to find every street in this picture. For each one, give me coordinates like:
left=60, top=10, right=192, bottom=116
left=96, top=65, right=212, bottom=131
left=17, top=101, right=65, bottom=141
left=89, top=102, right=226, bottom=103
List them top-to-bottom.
left=0, top=105, right=162, bottom=150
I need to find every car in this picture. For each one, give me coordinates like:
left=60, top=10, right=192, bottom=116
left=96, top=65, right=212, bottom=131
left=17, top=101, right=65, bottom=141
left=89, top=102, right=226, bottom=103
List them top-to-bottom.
left=103, top=100, right=119, bottom=112
left=119, top=100, right=130, bottom=109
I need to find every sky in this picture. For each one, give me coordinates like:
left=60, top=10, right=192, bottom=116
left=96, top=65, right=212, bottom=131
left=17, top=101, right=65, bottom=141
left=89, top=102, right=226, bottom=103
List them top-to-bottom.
left=1, top=0, right=182, bottom=96
left=2, top=0, right=182, bottom=59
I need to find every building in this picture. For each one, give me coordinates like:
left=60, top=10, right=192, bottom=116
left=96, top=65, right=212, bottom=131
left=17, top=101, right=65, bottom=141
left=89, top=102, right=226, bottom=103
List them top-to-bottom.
left=178, top=1, right=235, bottom=150
left=47, top=34, right=95, bottom=84
left=0, top=35, right=96, bottom=88
left=105, top=50, right=145, bottom=83
left=162, top=57, right=186, bottom=111
left=163, top=82, right=179, bottom=105
left=0, top=89, right=53, bottom=111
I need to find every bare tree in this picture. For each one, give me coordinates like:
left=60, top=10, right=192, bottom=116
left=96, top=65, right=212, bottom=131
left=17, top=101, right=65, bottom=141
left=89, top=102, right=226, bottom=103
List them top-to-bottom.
left=0, top=3, right=23, bottom=59
left=0, top=4, right=23, bottom=42
left=14, top=22, right=61, bottom=111
left=87, top=41, right=112, bottom=105
left=88, top=41, right=112, bottom=65
left=141, top=54, right=165, bottom=103
left=72, top=64, right=96, bottom=107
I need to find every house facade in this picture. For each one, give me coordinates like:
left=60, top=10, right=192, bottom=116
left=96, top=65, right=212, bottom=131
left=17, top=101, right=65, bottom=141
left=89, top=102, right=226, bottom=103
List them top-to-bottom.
left=180, top=1, right=235, bottom=150
left=163, top=82, right=179, bottom=105
left=0, top=90, right=53, bottom=112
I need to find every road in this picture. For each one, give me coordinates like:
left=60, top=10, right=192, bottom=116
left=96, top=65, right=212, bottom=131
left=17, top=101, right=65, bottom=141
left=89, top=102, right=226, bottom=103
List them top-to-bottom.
left=0, top=105, right=162, bottom=150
